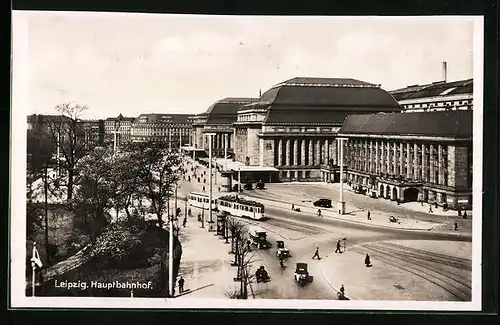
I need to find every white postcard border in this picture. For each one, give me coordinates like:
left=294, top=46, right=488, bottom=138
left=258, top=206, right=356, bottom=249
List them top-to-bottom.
left=10, top=13, right=484, bottom=311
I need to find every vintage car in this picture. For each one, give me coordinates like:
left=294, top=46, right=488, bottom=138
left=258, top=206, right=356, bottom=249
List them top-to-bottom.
left=256, top=180, right=265, bottom=189
left=313, top=199, right=332, bottom=208
left=248, top=227, right=269, bottom=249
left=276, top=240, right=291, bottom=258
left=294, top=262, right=309, bottom=285
left=255, top=265, right=270, bottom=283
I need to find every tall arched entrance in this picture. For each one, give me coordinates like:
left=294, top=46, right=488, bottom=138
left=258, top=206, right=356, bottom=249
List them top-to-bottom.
left=379, top=184, right=384, bottom=197
left=385, top=185, right=391, bottom=199
left=392, top=187, right=398, bottom=201
left=403, top=188, right=419, bottom=202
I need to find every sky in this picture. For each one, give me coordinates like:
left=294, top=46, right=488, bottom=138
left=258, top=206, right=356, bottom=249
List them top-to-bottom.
left=13, top=12, right=476, bottom=119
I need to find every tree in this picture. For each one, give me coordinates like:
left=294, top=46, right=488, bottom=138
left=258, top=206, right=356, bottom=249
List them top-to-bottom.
left=45, top=102, right=94, bottom=200
left=27, top=123, right=62, bottom=264
left=131, top=141, right=180, bottom=228
left=109, top=146, right=148, bottom=221
left=73, top=148, right=114, bottom=244
left=226, top=217, right=256, bottom=299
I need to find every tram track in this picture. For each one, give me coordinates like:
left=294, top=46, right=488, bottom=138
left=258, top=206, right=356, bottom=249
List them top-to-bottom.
left=265, top=217, right=328, bottom=236
left=381, top=242, right=472, bottom=270
left=352, top=243, right=471, bottom=301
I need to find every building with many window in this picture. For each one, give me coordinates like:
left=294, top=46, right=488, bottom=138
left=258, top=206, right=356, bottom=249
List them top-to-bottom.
left=232, top=77, right=401, bottom=182
left=390, top=78, right=473, bottom=112
left=337, top=110, right=472, bottom=210
left=130, top=113, right=194, bottom=149
left=104, top=114, right=135, bottom=146
left=81, top=119, right=105, bottom=147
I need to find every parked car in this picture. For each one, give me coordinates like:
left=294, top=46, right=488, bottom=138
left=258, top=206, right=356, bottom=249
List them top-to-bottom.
left=256, top=180, right=265, bottom=189
left=243, top=183, right=253, bottom=190
left=313, top=199, right=332, bottom=208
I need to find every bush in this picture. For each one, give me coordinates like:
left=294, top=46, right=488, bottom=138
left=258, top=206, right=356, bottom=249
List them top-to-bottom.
left=92, top=223, right=144, bottom=267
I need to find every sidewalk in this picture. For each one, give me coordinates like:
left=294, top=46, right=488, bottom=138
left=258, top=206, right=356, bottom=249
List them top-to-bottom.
left=272, top=181, right=473, bottom=218
left=242, top=191, right=438, bottom=231
left=175, top=213, right=240, bottom=299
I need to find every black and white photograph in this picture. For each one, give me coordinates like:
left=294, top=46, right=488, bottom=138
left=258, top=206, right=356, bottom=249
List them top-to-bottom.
left=10, top=11, right=483, bottom=310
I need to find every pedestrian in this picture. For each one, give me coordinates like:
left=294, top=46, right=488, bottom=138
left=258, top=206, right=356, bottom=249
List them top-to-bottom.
left=218, top=187, right=221, bottom=192
left=291, top=204, right=295, bottom=211
left=428, top=205, right=433, bottom=213
left=317, top=209, right=322, bottom=217
left=458, top=209, right=462, bottom=217
left=367, top=210, right=371, bottom=220
left=463, top=211, right=468, bottom=219
left=183, top=218, right=187, bottom=228
left=454, top=222, right=458, bottom=231
left=335, top=240, right=342, bottom=253
left=312, top=247, right=321, bottom=260
left=365, top=253, right=371, bottom=267
left=178, top=276, right=185, bottom=293
left=340, top=284, right=345, bottom=297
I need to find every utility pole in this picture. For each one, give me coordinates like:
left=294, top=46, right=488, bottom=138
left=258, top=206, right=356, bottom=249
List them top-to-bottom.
left=113, top=128, right=117, bottom=156
left=169, top=128, right=172, bottom=152
left=179, top=129, right=182, bottom=151
left=207, top=133, right=216, bottom=231
left=224, top=134, right=228, bottom=160
left=337, top=138, right=348, bottom=215
left=238, top=167, right=241, bottom=192
left=174, top=184, right=178, bottom=219
left=168, top=213, right=174, bottom=297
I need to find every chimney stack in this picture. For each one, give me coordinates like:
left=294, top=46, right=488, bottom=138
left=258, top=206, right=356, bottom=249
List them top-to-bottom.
left=442, top=61, right=447, bottom=82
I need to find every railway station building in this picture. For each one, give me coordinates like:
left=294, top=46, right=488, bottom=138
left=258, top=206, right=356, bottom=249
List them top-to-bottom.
left=232, top=77, right=401, bottom=182
left=337, top=110, right=473, bottom=210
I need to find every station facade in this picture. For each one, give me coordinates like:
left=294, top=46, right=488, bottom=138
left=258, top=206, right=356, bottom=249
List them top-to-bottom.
left=232, top=77, right=401, bottom=181
left=337, top=110, right=472, bottom=210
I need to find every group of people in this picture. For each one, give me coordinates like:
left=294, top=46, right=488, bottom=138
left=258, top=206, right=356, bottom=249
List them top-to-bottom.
left=311, top=240, right=344, bottom=260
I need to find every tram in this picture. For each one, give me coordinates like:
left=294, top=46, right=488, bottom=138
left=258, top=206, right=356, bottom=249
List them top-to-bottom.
left=187, top=192, right=218, bottom=211
left=217, top=194, right=265, bottom=220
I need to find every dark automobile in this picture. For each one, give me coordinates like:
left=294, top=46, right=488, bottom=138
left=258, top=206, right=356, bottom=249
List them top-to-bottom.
left=256, top=180, right=265, bottom=189
left=243, top=183, right=253, bottom=190
left=313, top=199, right=332, bottom=208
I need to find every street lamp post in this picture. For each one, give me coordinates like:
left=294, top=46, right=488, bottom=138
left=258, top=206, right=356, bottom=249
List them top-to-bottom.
left=206, top=133, right=216, bottom=231
left=337, top=138, right=348, bottom=215
left=238, top=167, right=241, bottom=192
left=174, top=184, right=178, bottom=219
left=168, top=214, right=174, bottom=297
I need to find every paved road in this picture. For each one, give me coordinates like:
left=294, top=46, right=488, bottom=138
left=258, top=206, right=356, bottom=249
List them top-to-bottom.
left=178, top=158, right=472, bottom=300
left=227, top=202, right=471, bottom=300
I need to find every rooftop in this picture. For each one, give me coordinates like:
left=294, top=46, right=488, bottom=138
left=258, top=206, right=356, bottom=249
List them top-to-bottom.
left=241, top=77, right=401, bottom=125
left=390, top=78, right=473, bottom=101
left=201, top=97, right=258, bottom=125
left=338, top=110, right=472, bottom=139
left=134, top=113, right=194, bottom=123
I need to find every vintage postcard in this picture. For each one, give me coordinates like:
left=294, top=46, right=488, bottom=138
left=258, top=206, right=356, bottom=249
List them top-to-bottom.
left=10, top=12, right=483, bottom=310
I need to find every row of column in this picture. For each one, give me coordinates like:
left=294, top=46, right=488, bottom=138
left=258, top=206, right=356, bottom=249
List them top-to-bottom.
left=204, top=133, right=231, bottom=150
left=276, top=138, right=338, bottom=167
left=347, top=139, right=447, bottom=185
